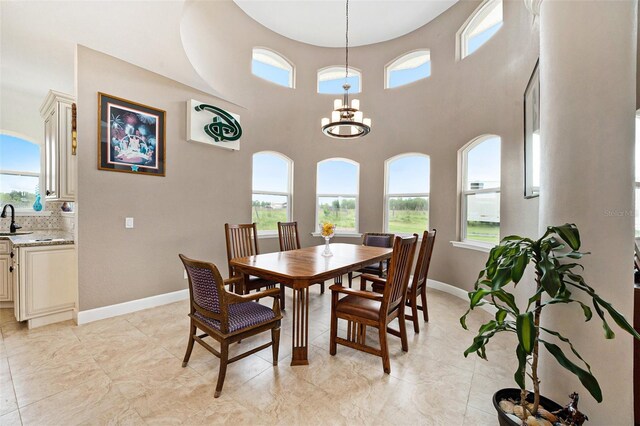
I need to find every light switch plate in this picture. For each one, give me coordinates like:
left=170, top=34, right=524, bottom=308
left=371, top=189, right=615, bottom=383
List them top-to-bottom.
left=125, top=217, right=134, bottom=228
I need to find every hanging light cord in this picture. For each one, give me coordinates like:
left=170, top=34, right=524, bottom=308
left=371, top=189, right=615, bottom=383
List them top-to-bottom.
left=345, top=0, right=349, bottom=84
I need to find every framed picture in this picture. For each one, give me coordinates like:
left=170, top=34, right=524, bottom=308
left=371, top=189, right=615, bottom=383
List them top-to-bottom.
left=524, top=59, right=540, bottom=198
left=98, top=93, right=166, bottom=176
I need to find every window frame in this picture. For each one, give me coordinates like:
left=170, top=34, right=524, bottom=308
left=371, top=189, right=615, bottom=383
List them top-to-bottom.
left=455, top=0, right=503, bottom=61
left=251, top=47, right=295, bottom=89
left=384, top=49, right=431, bottom=89
left=317, top=66, right=362, bottom=94
left=0, top=130, right=44, bottom=213
left=459, top=135, right=501, bottom=246
left=251, top=151, right=294, bottom=237
left=383, top=153, right=430, bottom=235
left=315, top=157, right=360, bottom=235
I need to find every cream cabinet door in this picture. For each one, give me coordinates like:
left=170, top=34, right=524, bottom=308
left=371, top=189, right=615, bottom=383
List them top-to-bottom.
left=18, top=246, right=76, bottom=320
left=0, top=255, right=11, bottom=302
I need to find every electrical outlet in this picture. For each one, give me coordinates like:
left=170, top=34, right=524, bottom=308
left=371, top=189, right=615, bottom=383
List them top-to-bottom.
left=125, top=217, right=134, bottom=228
left=183, top=269, right=188, bottom=279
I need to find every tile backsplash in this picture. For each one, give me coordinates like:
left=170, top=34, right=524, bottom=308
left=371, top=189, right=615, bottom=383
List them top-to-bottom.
left=0, top=201, right=75, bottom=232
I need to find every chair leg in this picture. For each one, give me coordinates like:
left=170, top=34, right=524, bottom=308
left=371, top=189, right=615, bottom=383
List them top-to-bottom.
left=347, top=272, right=353, bottom=288
left=320, top=282, right=325, bottom=294
left=280, top=285, right=286, bottom=311
left=421, top=288, right=429, bottom=322
left=410, top=296, right=420, bottom=334
left=330, top=297, right=338, bottom=356
left=398, top=311, right=409, bottom=352
left=182, top=321, right=196, bottom=367
left=379, top=325, right=390, bottom=374
left=271, top=326, right=280, bottom=365
left=215, top=340, right=229, bottom=398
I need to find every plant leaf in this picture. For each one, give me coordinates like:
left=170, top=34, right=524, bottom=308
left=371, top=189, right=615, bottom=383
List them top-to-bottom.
left=550, top=223, right=581, bottom=251
left=511, top=252, right=529, bottom=284
left=492, top=267, right=512, bottom=290
left=470, top=288, right=491, bottom=308
left=592, top=300, right=615, bottom=339
left=495, top=309, right=507, bottom=324
left=516, top=312, right=535, bottom=354
left=540, top=327, right=592, bottom=372
left=542, top=341, right=602, bottom=402
left=514, top=344, right=528, bottom=389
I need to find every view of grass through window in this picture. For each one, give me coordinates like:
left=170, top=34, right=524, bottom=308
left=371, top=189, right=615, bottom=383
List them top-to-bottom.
left=0, top=134, right=40, bottom=209
left=252, top=152, right=291, bottom=233
left=385, top=155, right=430, bottom=234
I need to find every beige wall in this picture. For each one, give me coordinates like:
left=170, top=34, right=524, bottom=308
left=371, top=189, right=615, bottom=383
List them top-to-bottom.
left=77, top=0, right=539, bottom=311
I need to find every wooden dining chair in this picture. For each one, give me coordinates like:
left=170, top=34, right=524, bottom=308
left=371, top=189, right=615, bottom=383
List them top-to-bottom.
left=277, top=222, right=325, bottom=307
left=225, top=223, right=282, bottom=305
left=369, top=229, right=437, bottom=333
left=347, top=232, right=394, bottom=287
left=329, top=234, right=418, bottom=374
left=179, top=254, right=282, bottom=398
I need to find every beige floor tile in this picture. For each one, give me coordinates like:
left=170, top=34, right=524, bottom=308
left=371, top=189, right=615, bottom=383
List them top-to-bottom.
left=0, top=308, right=17, bottom=327
left=1, top=321, right=79, bottom=360
left=0, top=357, right=18, bottom=416
left=467, top=371, right=514, bottom=416
left=19, top=373, right=144, bottom=426
left=463, top=405, right=499, bottom=425
left=0, top=409, right=21, bottom=426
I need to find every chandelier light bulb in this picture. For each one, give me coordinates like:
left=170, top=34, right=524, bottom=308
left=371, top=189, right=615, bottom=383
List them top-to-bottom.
left=334, top=99, right=342, bottom=110
left=351, top=99, right=360, bottom=110
left=321, top=117, right=330, bottom=127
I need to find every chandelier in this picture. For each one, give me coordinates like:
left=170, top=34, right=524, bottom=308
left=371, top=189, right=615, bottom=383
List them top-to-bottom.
left=321, top=0, right=371, bottom=139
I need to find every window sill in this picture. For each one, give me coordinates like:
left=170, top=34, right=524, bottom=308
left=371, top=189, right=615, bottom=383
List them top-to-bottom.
left=14, top=211, right=52, bottom=217
left=311, top=232, right=363, bottom=238
left=450, top=240, right=494, bottom=253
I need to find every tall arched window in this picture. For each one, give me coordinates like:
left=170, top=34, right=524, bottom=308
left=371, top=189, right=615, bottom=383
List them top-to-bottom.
left=456, top=0, right=503, bottom=60
left=251, top=48, right=295, bottom=88
left=385, top=50, right=431, bottom=89
left=317, top=66, right=361, bottom=94
left=0, top=133, right=41, bottom=210
left=460, top=135, right=501, bottom=244
left=252, top=151, right=293, bottom=234
left=384, top=154, right=430, bottom=234
left=316, top=158, right=359, bottom=233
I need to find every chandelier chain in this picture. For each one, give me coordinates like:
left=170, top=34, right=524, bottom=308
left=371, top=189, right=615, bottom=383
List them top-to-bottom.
left=345, top=0, right=349, bottom=82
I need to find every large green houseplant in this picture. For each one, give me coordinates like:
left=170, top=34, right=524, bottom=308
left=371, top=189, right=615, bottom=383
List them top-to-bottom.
left=461, top=223, right=640, bottom=424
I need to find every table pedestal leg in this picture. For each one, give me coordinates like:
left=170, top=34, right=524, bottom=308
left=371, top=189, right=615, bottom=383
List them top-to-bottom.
left=291, top=283, right=309, bottom=366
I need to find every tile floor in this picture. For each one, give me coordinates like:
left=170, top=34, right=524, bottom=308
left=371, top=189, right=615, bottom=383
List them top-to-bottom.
left=0, top=284, right=516, bottom=425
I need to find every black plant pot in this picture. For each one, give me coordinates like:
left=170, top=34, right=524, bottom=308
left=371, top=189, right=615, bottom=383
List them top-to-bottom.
left=493, top=388, right=563, bottom=426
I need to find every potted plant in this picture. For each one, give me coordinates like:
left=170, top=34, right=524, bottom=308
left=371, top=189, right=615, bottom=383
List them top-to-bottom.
left=460, top=223, right=640, bottom=425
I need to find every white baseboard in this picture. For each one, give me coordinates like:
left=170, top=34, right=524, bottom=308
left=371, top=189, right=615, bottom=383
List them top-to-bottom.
left=427, top=279, right=498, bottom=316
left=77, top=289, right=188, bottom=325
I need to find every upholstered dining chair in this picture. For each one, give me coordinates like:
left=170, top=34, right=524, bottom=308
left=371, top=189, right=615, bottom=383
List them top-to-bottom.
left=277, top=222, right=325, bottom=309
left=225, top=223, right=283, bottom=306
left=369, top=229, right=437, bottom=333
left=346, top=232, right=394, bottom=287
left=329, top=234, right=418, bottom=374
left=179, top=254, right=282, bottom=398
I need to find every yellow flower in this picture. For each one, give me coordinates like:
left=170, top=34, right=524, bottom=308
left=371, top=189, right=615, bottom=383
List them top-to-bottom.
left=320, top=222, right=335, bottom=237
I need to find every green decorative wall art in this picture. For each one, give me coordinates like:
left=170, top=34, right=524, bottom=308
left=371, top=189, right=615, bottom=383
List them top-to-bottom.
left=187, top=99, right=242, bottom=151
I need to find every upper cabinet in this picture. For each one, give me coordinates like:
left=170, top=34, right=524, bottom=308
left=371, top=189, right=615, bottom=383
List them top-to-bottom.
left=39, top=90, right=76, bottom=201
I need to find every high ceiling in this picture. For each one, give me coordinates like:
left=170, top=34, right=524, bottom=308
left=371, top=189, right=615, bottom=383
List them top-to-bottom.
left=233, top=0, right=459, bottom=47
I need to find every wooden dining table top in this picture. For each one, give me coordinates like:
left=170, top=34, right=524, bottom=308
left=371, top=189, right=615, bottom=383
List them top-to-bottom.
left=229, top=243, right=393, bottom=283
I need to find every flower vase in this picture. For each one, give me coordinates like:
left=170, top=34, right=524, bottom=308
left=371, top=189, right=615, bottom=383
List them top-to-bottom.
left=32, top=194, right=43, bottom=212
left=322, top=236, right=333, bottom=257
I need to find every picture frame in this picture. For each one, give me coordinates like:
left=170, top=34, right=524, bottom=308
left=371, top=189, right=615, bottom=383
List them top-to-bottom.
left=524, top=59, right=540, bottom=198
left=97, top=92, right=166, bottom=176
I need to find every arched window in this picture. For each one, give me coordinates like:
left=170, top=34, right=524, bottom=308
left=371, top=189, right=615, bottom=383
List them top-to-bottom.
left=456, top=0, right=503, bottom=60
left=251, top=48, right=295, bottom=88
left=385, top=50, right=431, bottom=89
left=317, top=66, right=361, bottom=94
left=0, top=133, right=41, bottom=211
left=460, top=135, right=501, bottom=244
left=252, top=151, right=293, bottom=234
left=384, top=154, right=430, bottom=234
left=316, top=158, right=359, bottom=233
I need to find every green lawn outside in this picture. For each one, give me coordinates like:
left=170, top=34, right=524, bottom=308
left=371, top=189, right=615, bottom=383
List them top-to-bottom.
left=252, top=207, right=287, bottom=232
left=318, top=208, right=356, bottom=231
left=387, top=210, right=428, bottom=234
left=466, top=222, right=500, bottom=244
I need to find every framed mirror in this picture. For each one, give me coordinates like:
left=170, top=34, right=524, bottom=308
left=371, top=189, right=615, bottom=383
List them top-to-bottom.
left=524, top=59, right=540, bottom=198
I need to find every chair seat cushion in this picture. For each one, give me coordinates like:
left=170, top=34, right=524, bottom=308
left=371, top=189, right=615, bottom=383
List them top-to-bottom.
left=357, top=263, right=387, bottom=275
left=336, top=295, right=381, bottom=321
left=195, top=302, right=276, bottom=333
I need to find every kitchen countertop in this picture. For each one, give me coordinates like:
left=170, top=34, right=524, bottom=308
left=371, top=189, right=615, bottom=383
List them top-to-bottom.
left=0, top=230, right=74, bottom=247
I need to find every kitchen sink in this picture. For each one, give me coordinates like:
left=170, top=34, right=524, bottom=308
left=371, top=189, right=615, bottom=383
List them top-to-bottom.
left=0, top=231, right=33, bottom=236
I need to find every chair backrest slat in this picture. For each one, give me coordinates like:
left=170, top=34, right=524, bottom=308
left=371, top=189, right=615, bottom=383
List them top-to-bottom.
left=278, top=221, right=301, bottom=251
left=225, top=223, right=259, bottom=277
left=410, top=230, right=437, bottom=295
left=382, top=235, right=418, bottom=314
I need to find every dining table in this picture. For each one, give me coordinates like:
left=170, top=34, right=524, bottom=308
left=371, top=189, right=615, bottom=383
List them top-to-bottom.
left=230, top=242, right=393, bottom=366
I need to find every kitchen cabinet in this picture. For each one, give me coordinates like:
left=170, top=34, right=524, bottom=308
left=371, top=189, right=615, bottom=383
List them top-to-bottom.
left=40, top=90, right=76, bottom=201
left=0, top=240, right=11, bottom=303
left=13, top=244, right=77, bottom=328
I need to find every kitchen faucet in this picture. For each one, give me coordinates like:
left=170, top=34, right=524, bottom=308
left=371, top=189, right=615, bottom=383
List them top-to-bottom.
left=0, top=204, right=22, bottom=233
